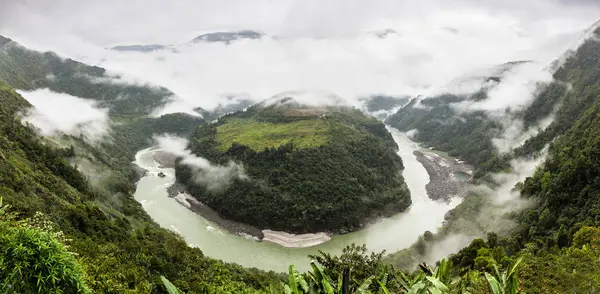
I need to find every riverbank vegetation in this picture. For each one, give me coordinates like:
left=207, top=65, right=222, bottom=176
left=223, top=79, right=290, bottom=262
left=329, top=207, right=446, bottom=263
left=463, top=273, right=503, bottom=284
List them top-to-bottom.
left=176, top=102, right=411, bottom=233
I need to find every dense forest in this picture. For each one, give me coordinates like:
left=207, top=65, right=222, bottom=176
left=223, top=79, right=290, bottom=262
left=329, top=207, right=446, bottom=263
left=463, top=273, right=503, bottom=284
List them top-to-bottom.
left=176, top=102, right=411, bottom=233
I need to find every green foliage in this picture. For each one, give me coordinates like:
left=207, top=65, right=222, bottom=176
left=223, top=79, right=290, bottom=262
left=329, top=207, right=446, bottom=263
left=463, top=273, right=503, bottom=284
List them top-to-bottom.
left=177, top=105, right=411, bottom=233
left=519, top=105, right=600, bottom=247
left=215, top=116, right=330, bottom=151
left=0, top=198, right=91, bottom=293
left=517, top=227, right=600, bottom=293
left=274, top=244, right=527, bottom=294
left=309, top=244, right=389, bottom=287
left=276, top=255, right=521, bottom=294
left=483, top=257, right=522, bottom=294
left=277, top=261, right=381, bottom=294
left=161, top=275, right=182, bottom=294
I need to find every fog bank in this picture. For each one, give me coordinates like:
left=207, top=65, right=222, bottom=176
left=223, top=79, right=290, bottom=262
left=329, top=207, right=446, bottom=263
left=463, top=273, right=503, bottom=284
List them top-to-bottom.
left=18, top=89, right=110, bottom=141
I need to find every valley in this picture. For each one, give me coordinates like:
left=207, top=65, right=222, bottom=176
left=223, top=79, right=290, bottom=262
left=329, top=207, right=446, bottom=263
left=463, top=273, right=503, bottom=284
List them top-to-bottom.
left=2, top=4, right=600, bottom=292
left=133, top=129, right=464, bottom=272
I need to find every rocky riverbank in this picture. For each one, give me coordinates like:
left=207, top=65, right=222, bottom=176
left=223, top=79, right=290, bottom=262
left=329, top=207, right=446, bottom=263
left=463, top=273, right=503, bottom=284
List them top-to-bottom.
left=413, top=150, right=472, bottom=201
left=167, top=182, right=333, bottom=247
left=166, top=183, right=265, bottom=240
left=262, top=230, right=331, bottom=248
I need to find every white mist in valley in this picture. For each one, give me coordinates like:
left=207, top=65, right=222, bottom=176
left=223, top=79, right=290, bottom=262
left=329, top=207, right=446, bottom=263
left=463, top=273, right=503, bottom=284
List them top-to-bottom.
left=18, top=88, right=110, bottom=141
left=154, top=135, right=247, bottom=190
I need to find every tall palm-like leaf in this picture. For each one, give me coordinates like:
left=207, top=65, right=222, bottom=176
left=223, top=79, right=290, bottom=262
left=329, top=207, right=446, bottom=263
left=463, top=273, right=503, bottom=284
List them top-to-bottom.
left=484, top=257, right=523, bottom=294
left=395, top=259, right=456, bottom=294
left=160, top=276, right=182, bottom=294
left=356, top=276, right=374, bottom=293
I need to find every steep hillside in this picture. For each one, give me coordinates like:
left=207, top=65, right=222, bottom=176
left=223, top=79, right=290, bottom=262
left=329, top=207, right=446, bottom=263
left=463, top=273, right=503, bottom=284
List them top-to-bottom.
left=384, top=25, right=600, bottom=291
left=518, top=27, right=600, bottom=246
left=0, top=35, right=171, bottom=117
left=0, top=35, right=207, bottom=193
left=386, top=61, right=567, bottom=178
left=0, top=80, right=281, bottom=292
left=176, top=98, right=411, bottom=234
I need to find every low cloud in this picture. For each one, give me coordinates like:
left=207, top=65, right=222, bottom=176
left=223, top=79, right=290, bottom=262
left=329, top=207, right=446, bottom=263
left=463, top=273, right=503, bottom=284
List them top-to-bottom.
left=2, top=1, right=597, bottom=116
left=434, top=60, right=562, bottom=154
left=453, top=62, right=553, bottom=114
left=18, top=89, right=110, bottom=141
left=260, top=90, right=353, bottom=108
left=150, top=97, right=204, bottom=118
left=491, top=114, right=555, bottom=153
left=153, top=135, right=247, bottom=190
left=420, top=151, right=546, bottom=266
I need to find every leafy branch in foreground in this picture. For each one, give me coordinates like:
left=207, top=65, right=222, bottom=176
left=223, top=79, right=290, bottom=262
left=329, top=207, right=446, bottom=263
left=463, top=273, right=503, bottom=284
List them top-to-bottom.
left=0, top=197, right=91, bottom=293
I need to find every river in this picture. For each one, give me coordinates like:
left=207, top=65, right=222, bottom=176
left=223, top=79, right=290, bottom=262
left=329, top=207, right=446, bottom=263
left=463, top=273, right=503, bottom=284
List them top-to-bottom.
left=133, top=127, right=462, bottom=272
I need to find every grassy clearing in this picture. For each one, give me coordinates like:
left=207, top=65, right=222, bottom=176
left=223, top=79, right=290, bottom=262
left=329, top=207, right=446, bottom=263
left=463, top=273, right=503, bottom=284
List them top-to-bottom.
left=215, top=117, right=331, bottom=151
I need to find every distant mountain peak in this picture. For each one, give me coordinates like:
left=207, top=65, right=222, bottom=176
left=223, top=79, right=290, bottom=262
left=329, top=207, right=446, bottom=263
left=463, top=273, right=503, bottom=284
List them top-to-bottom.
left=367, top=29, right=399, bottom=38
left=191, top=30, right=264, bottom=44
left=0, top=35, right=13, bottom=47
left=110, top=44, right=169, bottom=52
left=257, top=90, right=348, bottom=109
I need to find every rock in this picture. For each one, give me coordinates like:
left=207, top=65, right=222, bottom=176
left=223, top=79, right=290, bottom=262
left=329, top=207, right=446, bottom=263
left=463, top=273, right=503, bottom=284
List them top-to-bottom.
left=413, top=150, right=471, bottom=201
left=130, top=164, right=148, bottom=183
left=158, top=172, right=166, bottom=178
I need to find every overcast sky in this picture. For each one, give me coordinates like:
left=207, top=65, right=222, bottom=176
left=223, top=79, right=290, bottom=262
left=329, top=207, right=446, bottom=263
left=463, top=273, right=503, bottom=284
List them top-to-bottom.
left=2, top=0, right=600, bottom=44
left=1, top=1, right=599, bottom=112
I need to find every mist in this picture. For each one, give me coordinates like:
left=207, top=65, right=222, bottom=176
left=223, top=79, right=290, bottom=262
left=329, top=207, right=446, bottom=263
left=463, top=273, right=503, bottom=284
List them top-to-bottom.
left=18, top=88, right=110, bottom=141
left=153, top=135, right=247, bottom=190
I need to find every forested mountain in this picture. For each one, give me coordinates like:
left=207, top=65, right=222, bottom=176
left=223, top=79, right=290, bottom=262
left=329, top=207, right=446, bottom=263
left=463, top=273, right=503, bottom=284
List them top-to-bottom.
left=384, top=25, right=600, bottom=292
left=0, top=34, right=207, bottom=191
left=0, top=36, right=173, bottom=117
left=385, top=61, right=568, bottom=179
left=0, top=80, right=282, bottom=292
left=360, top=95, right=409, bottom=114
left=176, top=99, right=411, bottom=234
